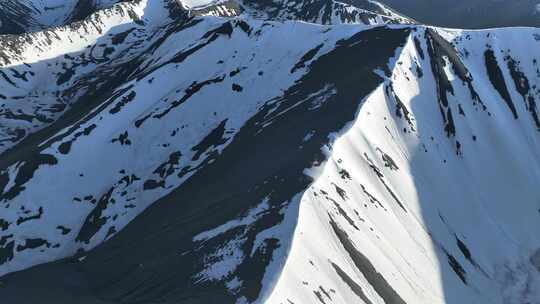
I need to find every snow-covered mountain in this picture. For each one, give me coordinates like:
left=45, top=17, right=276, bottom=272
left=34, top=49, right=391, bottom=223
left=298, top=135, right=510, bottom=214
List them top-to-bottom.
left=0, top=0, right=539, bottom=303
left=0, top=0, right=132, bottom=35
left=0, top=0, right=411, bottom=36
left=0, top=0, right=410, bottom=156
left=181, top=0, right=412, bottom=25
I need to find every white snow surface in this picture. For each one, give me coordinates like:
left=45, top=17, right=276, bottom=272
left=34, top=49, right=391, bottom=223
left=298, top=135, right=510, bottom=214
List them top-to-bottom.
left=0, top=0, right=540, bottom=303
left=0, top=0, right=127, bottom=33
left=266, top=27, right=540, bottom=304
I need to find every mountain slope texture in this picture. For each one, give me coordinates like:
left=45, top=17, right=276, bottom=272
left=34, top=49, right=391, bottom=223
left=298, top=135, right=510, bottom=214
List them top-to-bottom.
left=0, top=0, right=539, bottom=304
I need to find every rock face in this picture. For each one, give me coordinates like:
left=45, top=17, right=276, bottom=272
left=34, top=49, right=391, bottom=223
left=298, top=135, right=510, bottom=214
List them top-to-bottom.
left=0, top=0, right=539, bottom=304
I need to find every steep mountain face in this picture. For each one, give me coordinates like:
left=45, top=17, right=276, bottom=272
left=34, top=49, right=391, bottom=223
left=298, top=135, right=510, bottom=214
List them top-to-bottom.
left=0, top=0, right=539, bottom=304
left=378, top=0, right=540, bottom=28
left=268, top=27, right=540, bottom=304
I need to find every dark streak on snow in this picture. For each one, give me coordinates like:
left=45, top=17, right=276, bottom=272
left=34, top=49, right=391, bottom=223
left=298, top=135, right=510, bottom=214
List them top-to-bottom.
left=0, top=26, right=411, bottom=303
left=425, top=29, right=456, bottom=137
left=413, top=36, right=424, bottom=60
left=291, top=43, right=324, bottom=74
left=484, top=49, right=518, bottom=119
left=506, top=56, right=540, bottom=130
left=152, top=76, right=226, bottom=121
left=386, top=83, right=415, bottom=131
left=109, top=91, right=137, bottom=114
left=191, top=119, right=229, bottom=161
left=58, top=124, right=97, bottom=154
left=377, top=147, right=399, bottom=170
left=364, top=153, right=407, bottom=212
left=0, top=154, right=57, bottom=201
left=360, top=184, right=387, bottom=211
left=76, top=188, right=114, bottom=244
left=331, top=204, right=360, bottom=231
left=16, top=207, right=43, bottom=225
left=330, top=219, right=407, bottom=304
left=56, top=225, right=72, bottom=235
left=454, top=235, right=487, bottom=277
left=16, top=238, right=50, bottom=252
left=0, top=239, right=14, bottom=265
left=443, top=247, right=467, bottom=285
left=331, top=261, right=374, bottom=304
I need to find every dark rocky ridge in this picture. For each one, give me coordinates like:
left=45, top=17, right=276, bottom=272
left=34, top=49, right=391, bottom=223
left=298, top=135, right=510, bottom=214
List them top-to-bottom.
left=1, top=0, right=540, bottom=303
left=0, top=18, right=410, bottom=302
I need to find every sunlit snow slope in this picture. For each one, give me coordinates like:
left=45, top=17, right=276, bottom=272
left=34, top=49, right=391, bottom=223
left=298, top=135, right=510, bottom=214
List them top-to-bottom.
left=0, top=0, right=539, bottom=303
left=267, top=27, right=540, bottom=304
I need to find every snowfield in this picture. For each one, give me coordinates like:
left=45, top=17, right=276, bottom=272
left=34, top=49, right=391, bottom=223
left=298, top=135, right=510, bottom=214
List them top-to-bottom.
left=0, top=0, right=539, bottom=303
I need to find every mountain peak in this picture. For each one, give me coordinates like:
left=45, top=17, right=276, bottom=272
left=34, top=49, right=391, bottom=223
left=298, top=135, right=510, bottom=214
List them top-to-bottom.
left=0, top=1, right=539, bottom=304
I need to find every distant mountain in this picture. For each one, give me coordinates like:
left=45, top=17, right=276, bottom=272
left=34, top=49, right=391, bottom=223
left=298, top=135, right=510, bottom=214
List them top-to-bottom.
left=0, top=0, right=129, bottom=35
left=0, top=0, right=413, bottom=35
left=1, top=0, right=540, bottom=304
left=182, top=0, right=413, bottom=25
left=379, top=0, right=540, bottom=28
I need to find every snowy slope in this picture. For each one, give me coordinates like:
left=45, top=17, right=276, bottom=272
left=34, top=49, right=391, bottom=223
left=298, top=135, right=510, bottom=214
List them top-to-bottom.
left=0, top=0, right=539, bottom=303
left=0, top=0, right=131, bottom=35
left=0, top=0, right=409, bottom=156
left=0, top=0, right=185, bottom=154
left=0, top=0, right=412, bottom=35
left=0, top=0, right=411, bottom=291
left=181, top=0, right=413, bottom=25
left=267, top=27, right=540, bottom=304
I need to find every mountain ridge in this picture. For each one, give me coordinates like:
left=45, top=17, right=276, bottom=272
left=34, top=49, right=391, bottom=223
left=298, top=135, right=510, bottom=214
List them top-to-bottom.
left=0, top=0, right=539, bottom=303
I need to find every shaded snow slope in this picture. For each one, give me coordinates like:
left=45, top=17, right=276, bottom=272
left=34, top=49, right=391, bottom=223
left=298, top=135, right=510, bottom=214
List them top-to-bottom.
left=0, top=0, right=540, bottom=303
left=0, top=0, right=132, bottom=35
left=0, top=0, right=411, bottom=301
left=0, top=0, right=407, bottom=156
left=0, top=0, right=185, bottom=154
left=0, top=0, right=412, bottom=36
